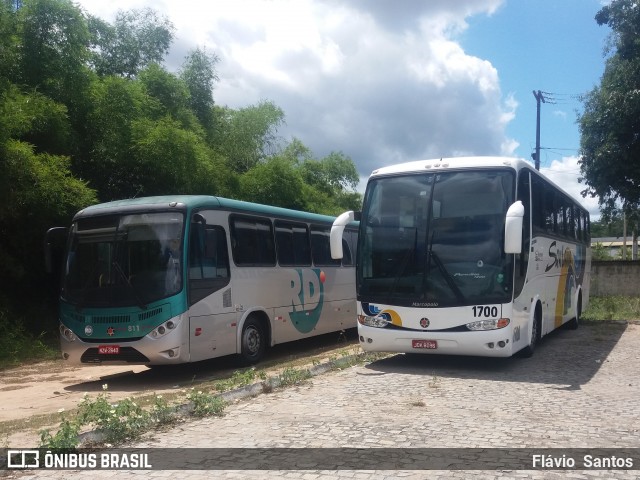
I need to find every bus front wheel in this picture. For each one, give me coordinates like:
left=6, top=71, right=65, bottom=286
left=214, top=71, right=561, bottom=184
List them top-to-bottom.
left=519, top=308, right=541, bottom=358
left=239, top=316, right=267, bottom=365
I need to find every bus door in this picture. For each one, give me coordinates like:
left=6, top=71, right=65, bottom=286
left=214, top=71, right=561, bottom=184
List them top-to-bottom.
left=187, top=211, right=236, bottom=362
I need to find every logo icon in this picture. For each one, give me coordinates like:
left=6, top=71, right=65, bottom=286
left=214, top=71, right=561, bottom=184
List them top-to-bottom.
left=286, top=269, right=325, bottom=333
left=420, top=318, right=430, bottom=328
left=84, top=325, right=93, bottom=336
left=106, top=327, right=115, bottom=336
left=7, top=450, right=39, bottom=469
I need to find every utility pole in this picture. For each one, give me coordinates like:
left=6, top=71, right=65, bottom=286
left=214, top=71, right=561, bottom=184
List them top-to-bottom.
left=532, top=90, right=545, bottom=171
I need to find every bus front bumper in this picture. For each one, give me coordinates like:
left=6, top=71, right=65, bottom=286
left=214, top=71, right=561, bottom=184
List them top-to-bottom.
left=59, top=322, right=189, bottom=365
left=357, top=324, right=514, bottom=357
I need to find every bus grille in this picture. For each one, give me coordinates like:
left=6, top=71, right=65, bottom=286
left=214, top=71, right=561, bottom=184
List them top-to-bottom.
left=138, top=307, right=163, bottom=321
left=92, top=315, right=130, bottom=324
left=80, top=347, right=150, bottom=363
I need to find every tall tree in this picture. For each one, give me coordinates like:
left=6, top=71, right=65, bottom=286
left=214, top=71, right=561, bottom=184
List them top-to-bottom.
left=17, top=0, right=91, bottom=108
left=579, top=0, right=640, bottom=219
left=87, top=8, right=174, bottom=78
left=180, top=48, right=219, bottom=135
left=216, top=101, right=285, bottom=173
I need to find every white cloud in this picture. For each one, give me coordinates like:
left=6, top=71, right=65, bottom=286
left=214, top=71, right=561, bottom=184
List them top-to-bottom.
left=75, top=0, right=517, bottom=177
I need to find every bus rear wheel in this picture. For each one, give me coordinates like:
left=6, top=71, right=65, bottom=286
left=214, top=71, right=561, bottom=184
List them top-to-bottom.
left=566, top=293, right=581, bottom=330
left=239, top=317, right=266, bottom=365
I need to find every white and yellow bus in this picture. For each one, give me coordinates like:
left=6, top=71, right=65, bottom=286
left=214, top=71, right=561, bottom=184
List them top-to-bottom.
left=330, top=157, right=591, bottom=357
left=52, top=196, right=357, bottom=365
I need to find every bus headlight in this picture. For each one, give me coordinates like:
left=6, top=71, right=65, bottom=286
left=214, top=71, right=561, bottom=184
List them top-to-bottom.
left=358, top=315, right=390, bottom=328
left=150, top=318, right=180, bottom=339
left=466, top=318, right=510, bottom=331
left=59, top=324, right=77, bottom=342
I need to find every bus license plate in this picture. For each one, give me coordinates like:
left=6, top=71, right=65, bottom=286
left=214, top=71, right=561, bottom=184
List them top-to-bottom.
left=412, top=340, right=437, bottom=349
left=98, top=345, right=120, bottom=355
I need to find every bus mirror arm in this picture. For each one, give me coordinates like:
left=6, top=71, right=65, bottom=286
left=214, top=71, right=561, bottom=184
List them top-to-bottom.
left=504, top=201, right=524, bottom=254
left=330, top=211, right=355, bottom=259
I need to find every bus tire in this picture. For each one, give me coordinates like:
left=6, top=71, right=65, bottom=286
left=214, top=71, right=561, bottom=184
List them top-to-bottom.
left=566, top=293, right=581, bottom=330
left=519, top=306, right=541, bottom=358
left=239, top=316, right=267, bottom=365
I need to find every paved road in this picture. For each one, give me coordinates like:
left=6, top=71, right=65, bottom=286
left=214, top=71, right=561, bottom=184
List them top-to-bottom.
left=9, top=322, right=640, bottom=479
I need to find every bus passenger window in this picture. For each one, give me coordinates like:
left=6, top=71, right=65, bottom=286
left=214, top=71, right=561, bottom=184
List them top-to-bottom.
left=189, top=224, right=230, bottom=305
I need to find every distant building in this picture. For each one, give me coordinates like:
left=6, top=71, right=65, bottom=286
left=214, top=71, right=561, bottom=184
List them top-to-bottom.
left=591, top=237, right=640, bottom=259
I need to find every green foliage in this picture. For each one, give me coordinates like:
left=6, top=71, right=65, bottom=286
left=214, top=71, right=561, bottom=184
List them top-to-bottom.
left=0, top=0, right=362, bottom=342
left=18, top=0, right=91, bottom=106
left=579, top=0, right=640, bottom=218
left=87, top=7, right=174, bottom=78
left=180, top=48, right=219, bottom=133
left=216, top=101, right=285, bottom=173
left=592, top=242, right=611, bottom=261
left=582, top=296, right=640, bottom=321
left=0, top=305, right=57, bottom=368
left=278, top=367, right=312, bottom=387
left=40, top=389, right=181, bottom=448
left=186, top=389, right=226, bottom=417
left=76, top=392, right=149, bottom=444
left=39, top=416, right=81, bottom=449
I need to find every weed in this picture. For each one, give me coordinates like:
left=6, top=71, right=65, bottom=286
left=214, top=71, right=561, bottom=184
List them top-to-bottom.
left=582, top=296, right=640, bottom=322
left=278, top=367, right=312, bottom=387
left=186, top=389, right=226, bottom=417
left=149, top=395, right=177, bottom=426
left=39, top=416, right=81, bottom=449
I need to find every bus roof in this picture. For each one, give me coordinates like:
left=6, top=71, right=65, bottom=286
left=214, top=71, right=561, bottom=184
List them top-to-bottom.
left=368, top=156, right=587, bottom=210
left=369, top=156, right=531, bottom=178
left=73, top=195, right=344, bottom=225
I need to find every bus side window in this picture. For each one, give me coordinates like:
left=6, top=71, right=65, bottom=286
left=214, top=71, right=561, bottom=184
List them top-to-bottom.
left=189, top=224, right=230, bottom=306
left=311, top=226, right=341, bottom=266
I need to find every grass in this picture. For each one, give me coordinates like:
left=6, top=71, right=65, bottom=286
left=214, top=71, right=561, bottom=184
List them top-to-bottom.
left=582, top=296, right=640, bottom=322
left=0, top=307, right=59, bottom=370
left=31, top=348, right=387, bottom=449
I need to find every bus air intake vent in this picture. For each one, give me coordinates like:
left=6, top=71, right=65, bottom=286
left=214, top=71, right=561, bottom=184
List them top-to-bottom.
left=223, top=288, right=232, bottom=308
left=138, top=307, right=162, bottom=322
left=92, top=314, right=130, bottom=324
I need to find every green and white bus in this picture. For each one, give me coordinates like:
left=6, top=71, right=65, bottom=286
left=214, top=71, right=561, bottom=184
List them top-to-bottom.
left=330, top=156, right=591, bottom=357
left=51, top=196, right=357, bottom=365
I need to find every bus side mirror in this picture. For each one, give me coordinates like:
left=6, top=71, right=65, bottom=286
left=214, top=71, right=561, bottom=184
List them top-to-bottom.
left=504, top=201, right=524, bottom=254
left=330, top=211, right=355, bottom=259
left=44, top=227, right=68, bottom=274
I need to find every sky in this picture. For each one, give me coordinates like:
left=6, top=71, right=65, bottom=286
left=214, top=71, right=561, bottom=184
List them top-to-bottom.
left=73, top=0, right=611, bottom=219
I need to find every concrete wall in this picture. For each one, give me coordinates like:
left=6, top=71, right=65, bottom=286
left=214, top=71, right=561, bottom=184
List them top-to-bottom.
left=591, top=261, right=640, bottom=296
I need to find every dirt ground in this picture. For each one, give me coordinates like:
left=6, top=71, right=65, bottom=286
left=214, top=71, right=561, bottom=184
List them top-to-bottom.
left=0, top=331, right=359, bottom=447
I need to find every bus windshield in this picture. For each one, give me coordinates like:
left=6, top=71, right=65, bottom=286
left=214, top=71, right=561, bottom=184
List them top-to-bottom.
left=357, top=170, right=514, bottom=308
left=61, top=212, right=185, bottom=308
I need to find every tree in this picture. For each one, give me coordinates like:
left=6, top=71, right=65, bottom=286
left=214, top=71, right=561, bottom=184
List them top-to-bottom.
left=17, top=0, right=91, bottom=107
left=578, top=0, right=640, bottom=219
left=87, top=8, right=174, bottom=78
left=180, top=48, right=219, bottom=135
left=215, top=101, right=285, bottom=173
left=240, top=157, right=306, bottom=210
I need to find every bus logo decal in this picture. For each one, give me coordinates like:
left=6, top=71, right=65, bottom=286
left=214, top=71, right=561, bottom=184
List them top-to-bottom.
left=287, top=269, right=325, bottom=333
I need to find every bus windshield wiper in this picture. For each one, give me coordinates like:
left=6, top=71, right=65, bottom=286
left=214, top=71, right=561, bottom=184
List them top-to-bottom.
left=110, top=222, right=147, bottom=310
left=426, top=229, right=465, bottom=303
left=430, top=250, right=465, bottom=303
left=111, top=259, right=147, bottom=310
